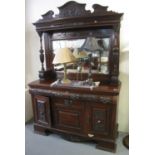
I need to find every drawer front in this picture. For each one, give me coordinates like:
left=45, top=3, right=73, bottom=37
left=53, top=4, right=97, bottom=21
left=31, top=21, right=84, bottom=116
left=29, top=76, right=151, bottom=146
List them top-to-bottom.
left=33, top=95, right=51, bottom=127
left=53, top=98, right=84, bottom=132
left=53, top=98, right=83, bottom=109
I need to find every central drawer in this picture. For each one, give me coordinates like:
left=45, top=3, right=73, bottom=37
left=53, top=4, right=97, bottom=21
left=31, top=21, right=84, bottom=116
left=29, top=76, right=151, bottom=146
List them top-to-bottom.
left=52, top=98, right=85, bottom=133
left=53, top=98, right=84, bottom=109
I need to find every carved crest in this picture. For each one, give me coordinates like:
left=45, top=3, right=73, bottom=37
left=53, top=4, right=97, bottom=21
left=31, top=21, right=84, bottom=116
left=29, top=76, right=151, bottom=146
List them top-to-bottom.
left=33, top=1, right=123, bottom=32
left=39, top=1, right=122, bottom=21
left=56, top=1, right=91, bottom=18
left=93, top=4, right=108, bottom=14
left=41, top=10, right=54, bottom=19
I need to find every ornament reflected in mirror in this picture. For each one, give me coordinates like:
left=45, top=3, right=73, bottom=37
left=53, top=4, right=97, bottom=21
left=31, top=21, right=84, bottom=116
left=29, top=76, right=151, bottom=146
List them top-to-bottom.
left=81, top=37, right=102, bottom=85
left=73, top=48, right=88, bottom=81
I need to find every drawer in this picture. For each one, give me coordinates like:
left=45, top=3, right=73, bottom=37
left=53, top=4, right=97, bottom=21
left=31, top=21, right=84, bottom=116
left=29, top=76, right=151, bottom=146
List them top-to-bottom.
left=53, top=98, right=84, bottom=109
left=53, top=104, right=84, bottom=133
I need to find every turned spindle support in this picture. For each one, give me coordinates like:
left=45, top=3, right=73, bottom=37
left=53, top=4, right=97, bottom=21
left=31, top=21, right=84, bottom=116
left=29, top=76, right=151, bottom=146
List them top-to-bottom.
left=110, top=28, right=120, bottom=84
left=37, top=32, right=46, bottom=80
left=39, top=32, right=45, bottom=71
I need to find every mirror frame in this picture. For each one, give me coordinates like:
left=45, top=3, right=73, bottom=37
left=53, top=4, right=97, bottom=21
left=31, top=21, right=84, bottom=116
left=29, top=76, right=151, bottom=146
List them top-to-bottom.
left=33, top=1, right=123, bottom=84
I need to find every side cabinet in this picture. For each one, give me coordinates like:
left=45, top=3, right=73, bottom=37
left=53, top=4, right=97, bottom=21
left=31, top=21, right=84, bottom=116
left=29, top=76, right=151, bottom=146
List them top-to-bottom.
left=32, top=95, right=51, bottom=127
left=89, top=103, right=112, bottom=137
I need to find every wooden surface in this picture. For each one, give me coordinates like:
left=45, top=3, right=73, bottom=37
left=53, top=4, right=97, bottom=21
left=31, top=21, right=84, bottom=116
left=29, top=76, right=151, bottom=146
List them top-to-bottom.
left=29, top=80, right=120, bottom=95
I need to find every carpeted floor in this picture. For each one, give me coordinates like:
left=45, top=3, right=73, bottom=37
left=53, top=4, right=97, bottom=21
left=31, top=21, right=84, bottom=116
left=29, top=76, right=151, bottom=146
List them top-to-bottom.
left=25, top=122, right=129, bottom=155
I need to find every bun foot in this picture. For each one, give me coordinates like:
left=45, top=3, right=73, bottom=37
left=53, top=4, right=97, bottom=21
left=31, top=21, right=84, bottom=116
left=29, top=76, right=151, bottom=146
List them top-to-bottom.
left=34, top=125, right=50, bottom=136
left=96, top=141, right=116, bottom=152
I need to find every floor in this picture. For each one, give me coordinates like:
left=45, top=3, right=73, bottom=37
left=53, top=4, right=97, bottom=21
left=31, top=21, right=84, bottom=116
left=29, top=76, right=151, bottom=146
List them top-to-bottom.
left=25, top=122, right=129, bottom=155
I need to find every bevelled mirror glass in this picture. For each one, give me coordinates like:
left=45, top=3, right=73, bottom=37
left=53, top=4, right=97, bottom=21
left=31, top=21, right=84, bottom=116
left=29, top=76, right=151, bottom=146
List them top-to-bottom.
left=52, top=37, right=110, bottom=75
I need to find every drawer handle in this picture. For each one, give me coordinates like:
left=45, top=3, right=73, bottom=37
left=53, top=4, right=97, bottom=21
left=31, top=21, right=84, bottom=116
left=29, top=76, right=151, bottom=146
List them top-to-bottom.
left=64, top=99, right=72, bottom=106
left=97, top=120, right=101, bottom=123
left=88, top=133, right=94, bottom=137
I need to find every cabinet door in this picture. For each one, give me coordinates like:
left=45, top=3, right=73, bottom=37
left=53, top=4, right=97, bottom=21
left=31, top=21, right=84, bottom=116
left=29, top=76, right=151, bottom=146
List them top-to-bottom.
left=33, top=95, right=51, bottom=127
left=53, top=98, right=84, bottom=133
left=88, top=103, right=112, bottom=137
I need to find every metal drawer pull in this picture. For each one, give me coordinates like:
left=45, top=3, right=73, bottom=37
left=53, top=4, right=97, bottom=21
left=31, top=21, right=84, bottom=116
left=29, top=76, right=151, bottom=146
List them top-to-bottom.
left=64, top=99, right=72, bottom=106
left=97, top=120, right=101, bottom=123
left=88, top=134, right=94, bottom=137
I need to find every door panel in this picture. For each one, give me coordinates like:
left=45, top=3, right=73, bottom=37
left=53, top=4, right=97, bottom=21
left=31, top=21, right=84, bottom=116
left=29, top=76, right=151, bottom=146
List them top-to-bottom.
left=33, top=95, right=51, bottom=127
left=53, top=98, right=84, bottom=133
left=89, top=103, right=112, bottom=137
left=58, top=110, right=80, bottom=128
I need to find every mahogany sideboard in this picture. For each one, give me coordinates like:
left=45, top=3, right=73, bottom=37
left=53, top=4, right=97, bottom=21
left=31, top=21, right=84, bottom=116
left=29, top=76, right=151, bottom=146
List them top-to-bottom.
left=29, top=1, right=123, bottom=152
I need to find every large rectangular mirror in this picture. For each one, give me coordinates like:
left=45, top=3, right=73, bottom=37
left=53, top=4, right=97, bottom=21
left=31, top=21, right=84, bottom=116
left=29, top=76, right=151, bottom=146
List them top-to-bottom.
left=52, top=37, right=111, bottom=75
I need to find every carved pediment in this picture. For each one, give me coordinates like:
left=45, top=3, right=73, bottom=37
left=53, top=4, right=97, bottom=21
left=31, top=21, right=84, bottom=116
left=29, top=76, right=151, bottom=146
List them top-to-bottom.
left=33, top=1, right=123, bottom=31
left=39, top=1, right=122, bottom=21
left=56, top=1, right=91, bottom=18
left=92, top=4, right=118, bottom=14
left=93, top=4, right=108, bottom=14
left=41, top=10, right=54, bottom=19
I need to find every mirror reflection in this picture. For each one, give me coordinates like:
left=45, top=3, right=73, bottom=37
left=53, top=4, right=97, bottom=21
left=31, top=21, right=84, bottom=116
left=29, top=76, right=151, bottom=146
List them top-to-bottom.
left=53, top=37, right=110, bottom=75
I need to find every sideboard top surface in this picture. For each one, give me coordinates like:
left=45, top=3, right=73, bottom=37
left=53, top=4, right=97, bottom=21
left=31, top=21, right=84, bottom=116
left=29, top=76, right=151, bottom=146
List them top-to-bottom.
left=29, top=80, right=120, bottom=96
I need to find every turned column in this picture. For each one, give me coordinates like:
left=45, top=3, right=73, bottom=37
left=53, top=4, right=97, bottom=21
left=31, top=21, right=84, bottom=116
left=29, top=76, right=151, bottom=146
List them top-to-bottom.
left=110, top=25, right=120, bottom=84
left=37, top=32, right=46, bottom=80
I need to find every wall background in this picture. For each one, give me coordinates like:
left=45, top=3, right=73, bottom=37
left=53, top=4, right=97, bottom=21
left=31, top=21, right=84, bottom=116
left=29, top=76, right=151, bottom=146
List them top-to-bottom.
left=25, top=0, right=129, bottom=132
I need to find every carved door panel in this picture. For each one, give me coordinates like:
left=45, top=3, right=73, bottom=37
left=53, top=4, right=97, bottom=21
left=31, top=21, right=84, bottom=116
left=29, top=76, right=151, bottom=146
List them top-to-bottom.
left=33, top=95, right=51, bottom=127
left=52, top=98, right=85, bottom=133
left=88, top=103, right=112, bottom=137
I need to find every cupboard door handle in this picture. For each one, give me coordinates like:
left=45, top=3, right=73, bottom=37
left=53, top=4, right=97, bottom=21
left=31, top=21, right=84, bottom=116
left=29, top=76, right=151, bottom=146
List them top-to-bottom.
left=40, top=112, right=44, bottom=116
left=88, top=133, right=94, bottom=137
